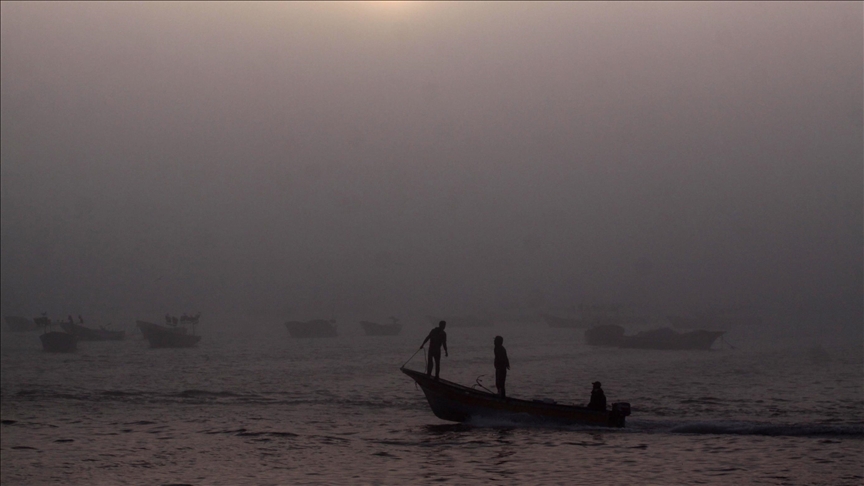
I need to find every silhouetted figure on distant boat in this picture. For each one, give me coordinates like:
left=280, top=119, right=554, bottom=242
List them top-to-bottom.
left=67, top=315, right=74, bottom=325
left=78, top=315, right=84, bottom=324
left=420, top=321, right=448, bottom=379
left=494, top=335, right=510, bottom=398
left=588, top=381, right=607, bottom=411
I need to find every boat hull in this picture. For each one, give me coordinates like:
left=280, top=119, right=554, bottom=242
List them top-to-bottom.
left=136, top=320, right=188, bottom=340
left=60, top=322, right=125, bottom=341
left=146, top=327, right=201, bottom=348
left=40, top=332, right=78, bottom=352
left=401, top=368, right=628, bottom=427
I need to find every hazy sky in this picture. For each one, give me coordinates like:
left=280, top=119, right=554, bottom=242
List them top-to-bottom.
left=1, top=2, right=861, bottom=320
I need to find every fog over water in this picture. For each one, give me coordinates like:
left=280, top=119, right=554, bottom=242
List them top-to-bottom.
left=1, top=3, right=861, bottom=338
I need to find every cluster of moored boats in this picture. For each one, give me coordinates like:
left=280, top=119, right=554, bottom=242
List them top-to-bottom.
left=5, top=310, right=736, bottom=430
left=6, top=311, right=728, bottom=353
left=3, top=313, right=202, bottom=352
left=283, top=315, right=497, bottom=338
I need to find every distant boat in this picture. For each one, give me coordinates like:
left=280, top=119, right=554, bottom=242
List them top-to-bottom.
left=32, top=315, right=78, bottom=352
left=426, top=315, right=493, bottom=328
left=4, top=316, right=38, bottom=332
left=285, top=319, right=337, bottom=338
left=360, top=319, right=402, bottom=336
left=136, top=320, right=188, bottom=340
left=60, top=322, right=125, bottom=341
left=585, top=324, right=724, bottom=350
left=145, top=325, right=201, bottom=348
left=40, top=331, right=78, bottom=352
left=401, top=367, right=630, bottom=427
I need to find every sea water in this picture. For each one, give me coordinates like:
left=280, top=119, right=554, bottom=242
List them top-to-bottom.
left=1, top=320, right=861, bottom=485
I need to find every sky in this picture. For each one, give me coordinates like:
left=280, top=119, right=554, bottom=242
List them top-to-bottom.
left=1, top=2, right=861, bottom=324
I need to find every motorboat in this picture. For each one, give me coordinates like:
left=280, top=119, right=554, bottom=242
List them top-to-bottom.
left=401, top=367, right=630, bottom=427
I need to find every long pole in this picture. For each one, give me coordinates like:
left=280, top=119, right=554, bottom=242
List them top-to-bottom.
left=401, top=347, right=425, bottom=369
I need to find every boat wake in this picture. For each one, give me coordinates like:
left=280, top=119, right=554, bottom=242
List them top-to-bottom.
left=629, top=418, right=864, bottom=437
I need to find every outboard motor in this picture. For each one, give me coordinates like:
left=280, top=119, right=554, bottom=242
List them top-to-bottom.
left=609, top=402, right=631, bottom=427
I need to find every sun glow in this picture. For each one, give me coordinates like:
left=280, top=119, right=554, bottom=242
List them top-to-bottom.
left=361, top=0, right=420, bottom=16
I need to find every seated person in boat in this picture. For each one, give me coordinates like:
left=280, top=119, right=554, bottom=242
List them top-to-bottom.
left=420, top=321, right=448, bottom=379
left=494, top=335, right=510, bottom=398
left=588, top=381, right=607, bottom=411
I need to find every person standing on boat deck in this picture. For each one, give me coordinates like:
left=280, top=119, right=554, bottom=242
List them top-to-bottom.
left=420, top=321, right=448, bottom=379
left=494, top=335, right=510, bottom=398
left=588, top=381, right=607, bottom=411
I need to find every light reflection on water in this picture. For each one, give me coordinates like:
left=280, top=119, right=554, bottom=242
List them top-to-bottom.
left=1, top=322, right=862, bottom=484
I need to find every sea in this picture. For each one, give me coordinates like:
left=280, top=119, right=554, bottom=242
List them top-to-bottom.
left=1, top=318, right=862, bottom=485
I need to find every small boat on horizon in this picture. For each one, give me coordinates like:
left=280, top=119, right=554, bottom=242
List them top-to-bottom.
left=34, top=316, right=78, bottom=352
left=360, top=318, right=402, bottom=336
left=285, top=319, right=338, bottom=338
left=136, top=320, right=189, bottom=340
left=60, top=322, right=125, bottom=341
left=585, top=324, right=725, bottom=350
left=145, top=325, right=201, bottom=348
left=40, top=331, right=78, bottom=352
left=401, top=367, right=630, bottom=427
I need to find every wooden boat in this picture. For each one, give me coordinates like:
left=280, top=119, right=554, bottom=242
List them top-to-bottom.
left=4, top=315, right=37, bottom=332
left=285, top=319, right=337, bottom=338
left=136, top=320, right=188, bottom=340
left=360, top=320, right=402, bottom=336
left=60, top=322, right=125, bottom=341
left=585, top=324, right=724, bottom=350
left=145, top=325, right=201, bottom=348
left=39, top=331, right=78, bottom=352
left=401, top=367, right=630, bottom=427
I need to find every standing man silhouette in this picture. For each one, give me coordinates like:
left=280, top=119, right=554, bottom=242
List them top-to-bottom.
left=420, top=321, right=448, bottom=379
left=494, top=335, right=510, bottom=398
